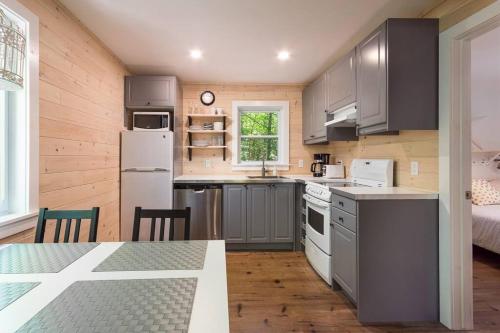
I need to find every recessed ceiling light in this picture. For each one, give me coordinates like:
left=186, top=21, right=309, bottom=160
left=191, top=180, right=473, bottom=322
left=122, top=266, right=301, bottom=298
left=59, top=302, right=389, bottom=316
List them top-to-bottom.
left=190, top=49, right=202, bottom=59
left=277, top=50, right=290, bottom=61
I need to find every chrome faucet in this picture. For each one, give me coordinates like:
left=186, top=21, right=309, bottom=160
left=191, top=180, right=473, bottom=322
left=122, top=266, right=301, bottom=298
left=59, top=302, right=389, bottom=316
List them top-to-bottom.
left=261, top=154, right=267, bottom=177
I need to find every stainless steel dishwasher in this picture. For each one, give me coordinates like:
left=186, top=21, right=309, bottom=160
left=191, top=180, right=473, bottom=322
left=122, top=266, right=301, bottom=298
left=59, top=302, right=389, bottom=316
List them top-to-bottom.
left=173, top=184, right=222, bottom=240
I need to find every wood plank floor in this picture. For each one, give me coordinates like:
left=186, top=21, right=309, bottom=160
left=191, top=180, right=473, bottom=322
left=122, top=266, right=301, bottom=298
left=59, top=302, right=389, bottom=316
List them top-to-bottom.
left=226, top=248, right=500, bottom=333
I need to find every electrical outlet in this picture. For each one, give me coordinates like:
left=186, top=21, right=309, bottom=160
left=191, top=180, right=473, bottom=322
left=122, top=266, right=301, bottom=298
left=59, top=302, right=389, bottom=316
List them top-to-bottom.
left=204, top=159, right=212, bottom=168
left=298, top=160, right=304, bottom=168
left=411, top=161, right=419, bottom=176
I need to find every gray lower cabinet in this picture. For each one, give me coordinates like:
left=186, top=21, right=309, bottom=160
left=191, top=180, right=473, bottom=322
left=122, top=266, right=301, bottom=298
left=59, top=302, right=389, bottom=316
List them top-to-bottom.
left=125, top=76, right=177, bottom=108
left=223, top=184, right=294, bottom=247
left=271, top=184, right=294, bottom=243
left=222, top=185, right=247, bottom=243
left=246, top=185, right=271, bottom=243
left=331, top=192, right=439, bottom=323
left=332, top=223, right=357, bottom=302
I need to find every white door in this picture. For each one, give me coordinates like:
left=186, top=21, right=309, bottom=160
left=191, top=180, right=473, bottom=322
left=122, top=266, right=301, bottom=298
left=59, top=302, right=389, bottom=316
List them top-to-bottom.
left=121, top=131, right=173, bottom=171
left=120, top=171, right=172, bottom=241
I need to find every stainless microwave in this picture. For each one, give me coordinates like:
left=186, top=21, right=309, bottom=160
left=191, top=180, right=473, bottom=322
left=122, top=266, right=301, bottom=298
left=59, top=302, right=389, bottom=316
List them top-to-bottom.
left=133, top=112, right=171, bottom=131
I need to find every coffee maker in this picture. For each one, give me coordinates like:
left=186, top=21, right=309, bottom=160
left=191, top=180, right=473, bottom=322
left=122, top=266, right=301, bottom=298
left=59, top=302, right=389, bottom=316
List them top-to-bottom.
left=310, top=153, right=330, bottom=177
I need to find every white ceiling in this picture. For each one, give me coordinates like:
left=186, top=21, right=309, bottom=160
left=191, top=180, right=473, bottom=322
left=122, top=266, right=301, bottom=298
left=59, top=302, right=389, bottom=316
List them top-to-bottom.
left=60, top=0, right=441, bottom=84
left=471, top=26, right=500, bottom=152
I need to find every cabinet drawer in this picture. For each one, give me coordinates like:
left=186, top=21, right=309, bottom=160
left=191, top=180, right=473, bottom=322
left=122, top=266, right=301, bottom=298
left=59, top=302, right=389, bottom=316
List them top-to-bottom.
left=332, top=194, right=356, bottom=215
left=332, top=207, right=357, bottom=233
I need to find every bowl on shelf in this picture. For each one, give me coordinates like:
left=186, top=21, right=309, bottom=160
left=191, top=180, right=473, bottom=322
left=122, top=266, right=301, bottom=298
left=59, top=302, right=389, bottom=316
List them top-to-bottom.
left=192, top=139, right=209, bottom=147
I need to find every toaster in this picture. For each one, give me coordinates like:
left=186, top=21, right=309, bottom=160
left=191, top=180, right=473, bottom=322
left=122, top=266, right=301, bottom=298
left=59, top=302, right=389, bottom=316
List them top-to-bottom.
left=322, top=164, right=345, bottom=178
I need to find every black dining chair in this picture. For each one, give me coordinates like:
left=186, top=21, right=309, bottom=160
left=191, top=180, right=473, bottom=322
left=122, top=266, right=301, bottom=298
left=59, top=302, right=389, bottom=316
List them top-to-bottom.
left=35, top=207, right=100, bottom=243
left=132, top=207, right=191, bottom=241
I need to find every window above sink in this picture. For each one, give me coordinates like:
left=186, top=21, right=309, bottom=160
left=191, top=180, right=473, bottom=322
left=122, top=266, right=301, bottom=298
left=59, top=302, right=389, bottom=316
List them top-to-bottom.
left=231, top=101, right=289, bottom=171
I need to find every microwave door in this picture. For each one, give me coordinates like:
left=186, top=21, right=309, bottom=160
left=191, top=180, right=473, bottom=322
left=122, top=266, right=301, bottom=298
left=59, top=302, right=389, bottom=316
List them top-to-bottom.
left=134, top=114, right=163, bottom=130
left=121, top=131, right=173, bottom=171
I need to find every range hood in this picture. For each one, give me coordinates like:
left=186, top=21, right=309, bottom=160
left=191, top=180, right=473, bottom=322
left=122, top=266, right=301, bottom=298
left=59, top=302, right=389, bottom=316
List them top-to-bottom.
left=324, top=102, right=357, bottom=127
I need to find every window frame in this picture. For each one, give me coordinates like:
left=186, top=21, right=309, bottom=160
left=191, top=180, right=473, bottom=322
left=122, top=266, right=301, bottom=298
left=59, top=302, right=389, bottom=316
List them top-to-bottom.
left=0, top=0, right=39, bottom=239
left=0, top=91, right=7, bottom=214
left=232, top=101, right=289, bottom=170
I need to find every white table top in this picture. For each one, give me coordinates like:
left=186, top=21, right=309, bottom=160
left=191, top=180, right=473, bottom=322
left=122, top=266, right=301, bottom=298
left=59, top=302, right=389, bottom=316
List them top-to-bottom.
left=0, top=241, right=229, bottom=333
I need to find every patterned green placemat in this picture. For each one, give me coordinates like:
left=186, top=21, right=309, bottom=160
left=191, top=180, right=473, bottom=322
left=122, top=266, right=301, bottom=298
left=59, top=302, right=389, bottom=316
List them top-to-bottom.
left=93, top=241, right=207, bottom=272
left=0, top=243, right=98, bottom=274
left=18, top=278, right=197, bottom=333
left=0, top=282, right=40, bottom=311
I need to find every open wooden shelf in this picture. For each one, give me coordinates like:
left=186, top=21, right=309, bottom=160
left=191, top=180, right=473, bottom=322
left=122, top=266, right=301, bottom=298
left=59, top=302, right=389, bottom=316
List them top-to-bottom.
left=186, top=114, right=227, bottom=161
left=186, top=114, right=226, bottom=118
left=186, top=130, right=227, bottom=133
left=186, top=146, right=227, bottom=149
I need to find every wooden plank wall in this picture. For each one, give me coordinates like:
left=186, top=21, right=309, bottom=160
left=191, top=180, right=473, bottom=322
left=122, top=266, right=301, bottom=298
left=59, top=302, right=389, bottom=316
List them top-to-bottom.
left=1, top=0, right=127, bottom=243
left=182, top=84, right=439, bottom=191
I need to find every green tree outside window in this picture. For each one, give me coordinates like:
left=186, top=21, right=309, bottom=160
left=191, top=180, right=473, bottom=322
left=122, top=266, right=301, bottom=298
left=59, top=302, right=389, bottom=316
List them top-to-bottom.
left=240, top=111, right=279, bottom=161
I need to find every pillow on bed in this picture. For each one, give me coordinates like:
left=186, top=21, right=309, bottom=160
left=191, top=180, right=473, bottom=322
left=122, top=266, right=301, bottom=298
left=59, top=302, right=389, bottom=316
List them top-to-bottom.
left=472, top=179, right=500, bottom=205
left=490, top=179, right=500, bottom=191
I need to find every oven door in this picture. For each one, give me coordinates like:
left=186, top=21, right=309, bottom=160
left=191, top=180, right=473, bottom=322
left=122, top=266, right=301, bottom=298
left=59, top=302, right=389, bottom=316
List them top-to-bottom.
left=304, top=193, right=331, bottom=255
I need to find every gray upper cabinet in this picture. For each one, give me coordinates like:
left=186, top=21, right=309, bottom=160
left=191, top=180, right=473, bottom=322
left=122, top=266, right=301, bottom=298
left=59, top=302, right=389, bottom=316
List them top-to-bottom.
left=356, top=19, right=438, bottom=135
left=356, top=25, right=387, bottom=131
left=326, top=49, right=356, bottom=112
left=303, top=75, right=327, bottom=144
left=311, top=75, right=327, bottom=139
left=125, top=76, right=177, bottom=109
left=302, top=83, right=313, bottom=143
left=270, top=184, right=294, bottom=243
left=223, top=185, right=247, bottom=243
left=246, top=185, right=271, bottom=243
left=332, top=223, right=357, bottom=303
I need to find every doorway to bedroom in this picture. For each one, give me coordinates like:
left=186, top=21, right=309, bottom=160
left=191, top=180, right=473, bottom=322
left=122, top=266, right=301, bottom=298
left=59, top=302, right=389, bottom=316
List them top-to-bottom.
left=469, top=23, right=500, bottom=327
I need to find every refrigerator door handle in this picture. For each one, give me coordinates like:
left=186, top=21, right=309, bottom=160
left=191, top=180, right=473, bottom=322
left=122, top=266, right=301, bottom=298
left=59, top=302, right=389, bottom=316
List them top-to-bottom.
left=123, top=167, right=171, bottom=172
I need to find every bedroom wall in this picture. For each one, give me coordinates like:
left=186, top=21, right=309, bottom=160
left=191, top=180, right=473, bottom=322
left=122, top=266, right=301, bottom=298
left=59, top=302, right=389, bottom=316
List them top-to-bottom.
left=0, top=0, right=128, bottom=243
left=471, top=26, right=500, bottom=153
left=472, top=152, right=500, bottom=180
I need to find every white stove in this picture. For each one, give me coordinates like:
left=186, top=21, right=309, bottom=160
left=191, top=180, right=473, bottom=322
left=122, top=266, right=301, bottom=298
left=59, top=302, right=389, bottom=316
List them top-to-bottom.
left=303, top=159, right=394, bottom=285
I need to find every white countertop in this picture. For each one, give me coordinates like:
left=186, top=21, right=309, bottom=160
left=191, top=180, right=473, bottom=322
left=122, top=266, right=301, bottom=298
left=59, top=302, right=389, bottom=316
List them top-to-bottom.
left=174, top=174, right=347, bottom=183
left=174, top=175, right=438, bottom=200
left=330, top=186, right=439, bottom=200
left=0, top=241, right=229, bottom=333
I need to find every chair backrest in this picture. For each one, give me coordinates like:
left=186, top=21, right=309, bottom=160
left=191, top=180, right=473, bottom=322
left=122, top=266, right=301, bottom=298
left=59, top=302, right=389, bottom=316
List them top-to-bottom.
left=35, top=207, right=100, bottom=243
left=132, top=207, right=191, bottom=241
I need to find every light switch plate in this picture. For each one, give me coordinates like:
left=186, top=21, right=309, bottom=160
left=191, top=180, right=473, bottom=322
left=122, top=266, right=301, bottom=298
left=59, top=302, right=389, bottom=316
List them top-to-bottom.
left=204, top=159, right=212, bottom=168
left=298, top=160, right=304, bottom=168
left=411, top=161, right=419, bottom=176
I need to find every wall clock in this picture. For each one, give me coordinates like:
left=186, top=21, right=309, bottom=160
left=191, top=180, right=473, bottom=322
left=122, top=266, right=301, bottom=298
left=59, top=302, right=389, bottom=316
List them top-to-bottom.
left=200, top=91, right=215, bottom=106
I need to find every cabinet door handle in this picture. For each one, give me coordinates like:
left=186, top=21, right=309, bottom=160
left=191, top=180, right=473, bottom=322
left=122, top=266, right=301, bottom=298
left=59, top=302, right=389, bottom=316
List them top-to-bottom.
left=146, top=101, right=151, bottom=105
left=310, top=135, right=315, bottom=138
left=339, top=201, right=344, bottom=206
left=338, top=217, right=344, bottom=223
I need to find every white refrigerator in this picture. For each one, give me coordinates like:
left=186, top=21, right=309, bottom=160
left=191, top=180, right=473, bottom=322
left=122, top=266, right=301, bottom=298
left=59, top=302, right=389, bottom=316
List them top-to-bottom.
left=120, top=131, right=173, bottom=241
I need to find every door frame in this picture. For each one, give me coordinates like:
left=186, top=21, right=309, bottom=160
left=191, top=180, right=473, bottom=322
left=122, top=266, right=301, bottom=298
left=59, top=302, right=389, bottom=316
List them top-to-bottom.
left=439, top=1, right=500, bottom=329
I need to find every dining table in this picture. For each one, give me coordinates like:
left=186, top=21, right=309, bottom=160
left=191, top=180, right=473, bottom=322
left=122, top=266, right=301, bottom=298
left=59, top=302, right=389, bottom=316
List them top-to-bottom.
left=0, top=240, right=229, bottom=333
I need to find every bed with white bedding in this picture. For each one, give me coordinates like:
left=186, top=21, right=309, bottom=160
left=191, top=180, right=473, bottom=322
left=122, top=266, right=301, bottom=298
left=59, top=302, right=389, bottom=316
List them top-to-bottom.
left=472, top=204, right=500, bottom=254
